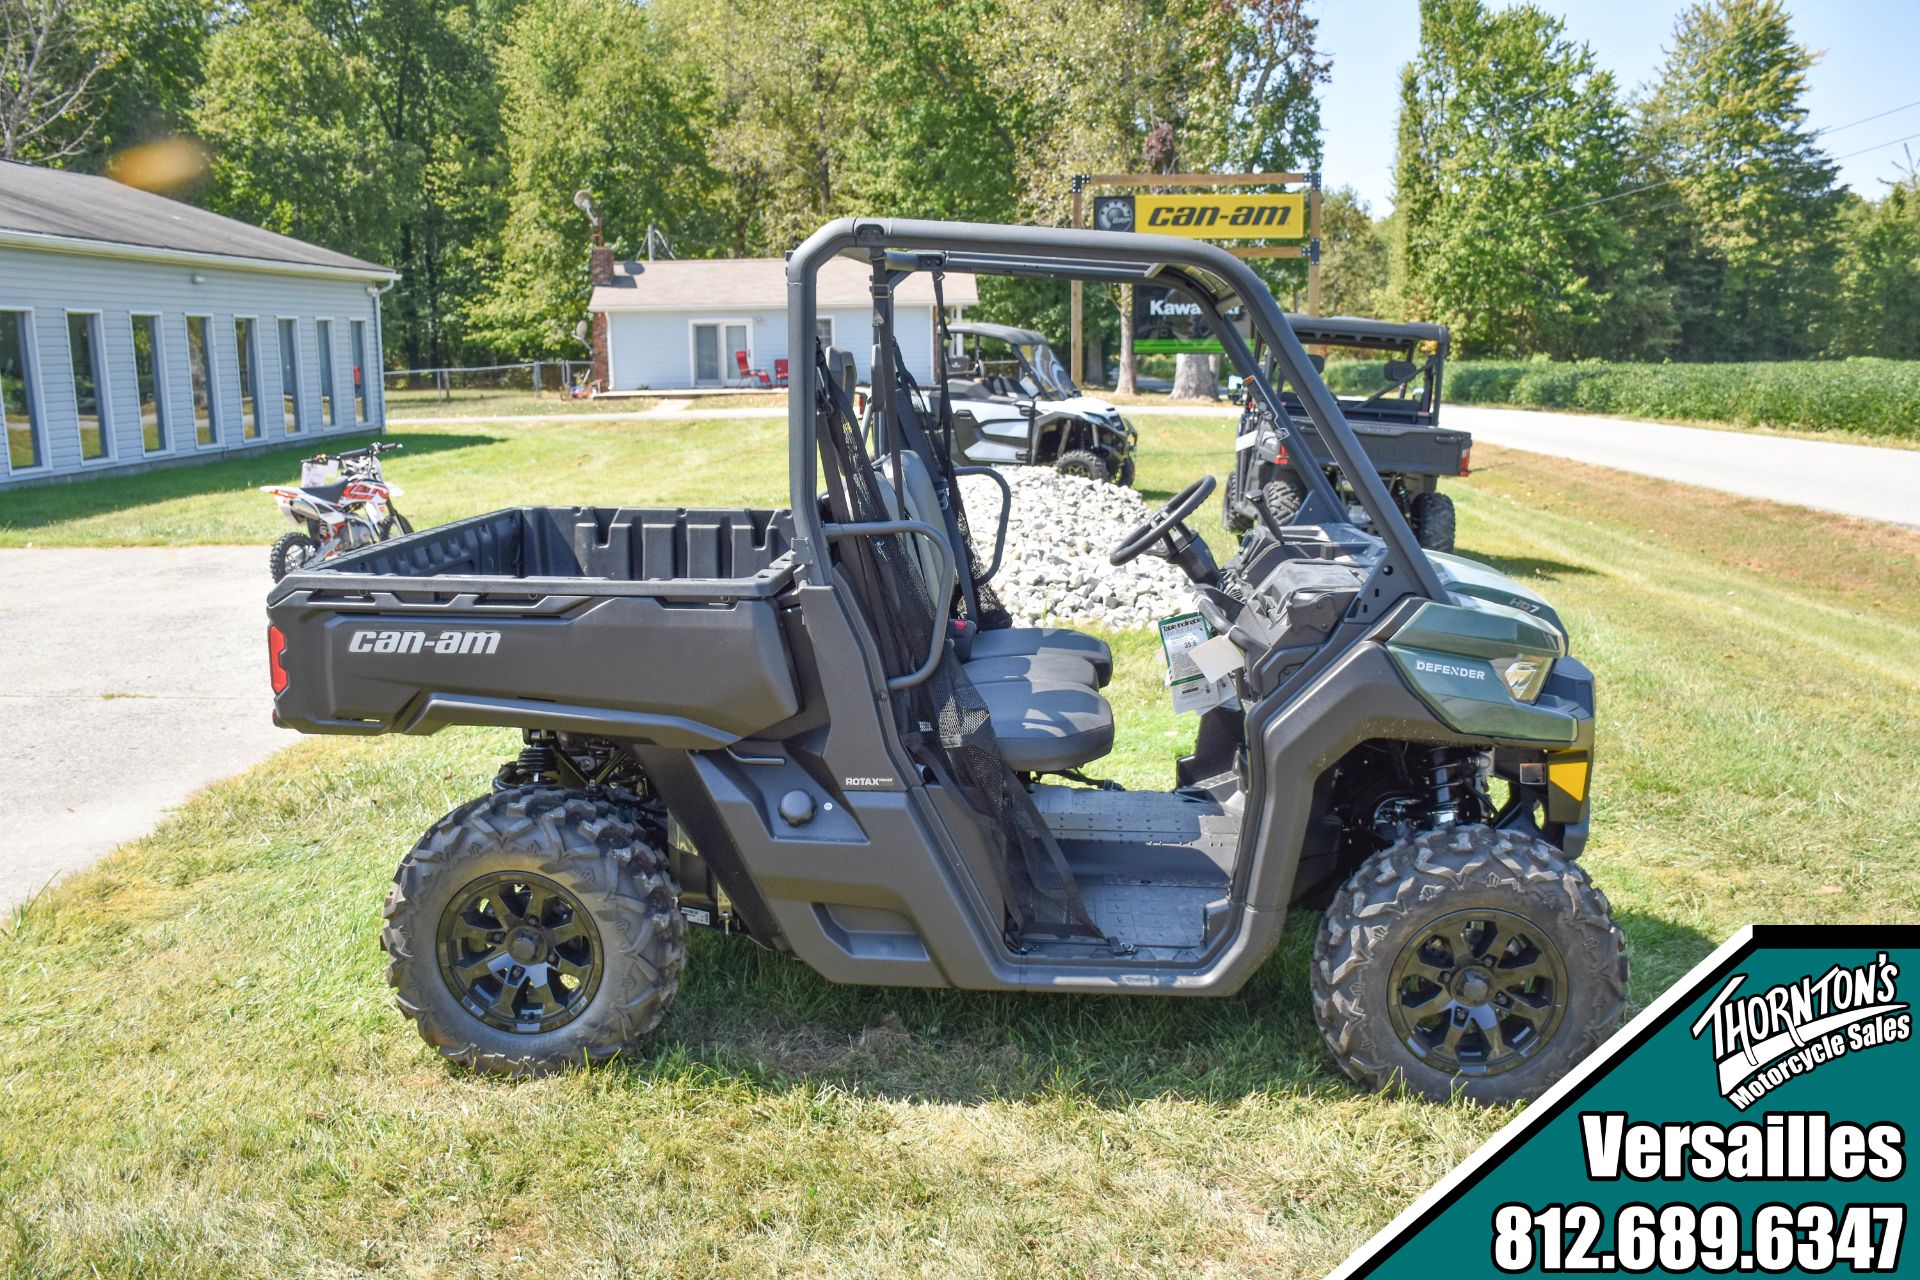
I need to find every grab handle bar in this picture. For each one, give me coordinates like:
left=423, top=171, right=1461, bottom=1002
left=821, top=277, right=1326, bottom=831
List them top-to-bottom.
left=952, top=465, right=1011, bottom=582
left=823, top=518, right=955, bottom=690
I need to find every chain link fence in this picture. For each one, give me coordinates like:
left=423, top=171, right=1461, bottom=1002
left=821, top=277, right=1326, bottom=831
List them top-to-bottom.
left=382, top=361, right=597, bottom=414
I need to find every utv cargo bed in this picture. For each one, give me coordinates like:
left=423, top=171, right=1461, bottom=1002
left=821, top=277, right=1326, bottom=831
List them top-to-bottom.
left=266, top=506, right=801, bottom=746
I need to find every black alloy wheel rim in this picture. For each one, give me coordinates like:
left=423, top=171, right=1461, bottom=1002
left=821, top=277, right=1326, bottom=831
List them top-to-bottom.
left=437, top=872, right=603, bottom=1034
left=1386, top=907, right=1568, bottom=1076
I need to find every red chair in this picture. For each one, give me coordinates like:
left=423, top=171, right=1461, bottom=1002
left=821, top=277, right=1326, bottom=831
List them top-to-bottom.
left=734, top=350, right=773, bottom=388
left=773, top=358, right=790, bottom=387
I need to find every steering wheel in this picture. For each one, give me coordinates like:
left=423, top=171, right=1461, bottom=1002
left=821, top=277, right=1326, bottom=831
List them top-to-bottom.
left=1110, top=475, right=1216, bottom=566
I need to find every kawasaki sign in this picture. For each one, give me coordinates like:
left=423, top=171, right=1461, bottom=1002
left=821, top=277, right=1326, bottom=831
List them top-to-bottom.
left=1132, top=284, right=1251, bottom=355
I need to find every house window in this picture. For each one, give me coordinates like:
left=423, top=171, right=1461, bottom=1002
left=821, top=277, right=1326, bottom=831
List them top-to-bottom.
left=1, top=311, right=41, bottom=470
left=68, top=312, right=108, bottom=461
left=132, top=314, right=166, bottom=452
left=187, top=316, right=216, bottom=444
left=815, top=317, right=834, bottom=352
left=235, top=318, right=261, bottom=439
left=278, top=319, right=302, bottom=434
left=316, top=319, right=337, bottom=427
left=350, top=319, right=368, bottom=422
left=692, top=320, right=750, bottom=387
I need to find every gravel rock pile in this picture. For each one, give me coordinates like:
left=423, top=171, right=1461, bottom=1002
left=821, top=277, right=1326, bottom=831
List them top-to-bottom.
left=957, top=468, right=1192, bottom=630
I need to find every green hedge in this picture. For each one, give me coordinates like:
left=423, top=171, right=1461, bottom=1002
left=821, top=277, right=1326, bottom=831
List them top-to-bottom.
left=1321, top=357, right=1920, bottom=441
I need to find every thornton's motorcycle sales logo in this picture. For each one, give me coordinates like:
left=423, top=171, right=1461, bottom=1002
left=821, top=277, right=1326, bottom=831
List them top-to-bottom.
left=1691, top=952, right=1911, bottom=1109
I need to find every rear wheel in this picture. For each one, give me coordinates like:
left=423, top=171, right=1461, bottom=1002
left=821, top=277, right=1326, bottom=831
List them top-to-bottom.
left=1054, top=448, right=1107, bottom=483
left=1261, top=473, right=1307, bottom=525
left=1411, top=490, right=1456, bottom=553
left=268, top=531, right=319, bottom=581
left=382, top=787, right=686, bottom=1076
left=1312, top=824, right=1627, bottom=1105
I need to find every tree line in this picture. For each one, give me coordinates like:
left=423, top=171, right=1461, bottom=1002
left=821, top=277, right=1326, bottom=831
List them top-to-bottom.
left=4, top=0, right=1914, bottom=367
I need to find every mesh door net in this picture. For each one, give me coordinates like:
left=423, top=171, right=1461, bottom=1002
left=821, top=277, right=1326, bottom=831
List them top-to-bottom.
left=812, top=350, right=1103, bottom=943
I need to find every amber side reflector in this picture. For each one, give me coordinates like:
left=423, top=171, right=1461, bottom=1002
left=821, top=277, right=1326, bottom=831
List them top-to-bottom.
left=268, top=624, right=288, bottom=694
left=1547, top=757, right=1589, bottom=804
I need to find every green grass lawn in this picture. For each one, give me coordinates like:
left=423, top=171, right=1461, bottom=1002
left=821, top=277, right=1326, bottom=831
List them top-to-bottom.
left=3, top=417, right=1918, bottom=1276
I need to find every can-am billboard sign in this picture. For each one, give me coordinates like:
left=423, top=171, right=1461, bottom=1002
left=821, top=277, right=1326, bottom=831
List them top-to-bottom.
left=1093, top=193, right=1306, bottom=240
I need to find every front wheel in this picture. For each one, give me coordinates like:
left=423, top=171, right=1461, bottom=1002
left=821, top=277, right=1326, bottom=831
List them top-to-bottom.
left=1054, top=448, right=1108, bottom=483
left=268, top=531, right=320, bottom=581
left=382, top=787, right=686, bottom=1076
left=1312, top=824, right=1627, bottom=1105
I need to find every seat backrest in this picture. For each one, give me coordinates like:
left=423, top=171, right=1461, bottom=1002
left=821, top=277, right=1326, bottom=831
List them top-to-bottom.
left=823, top=345, right=858, bottom=400
left=735, top=349, right=752, bottom=375
left=871, top=451, right=948, bottom=593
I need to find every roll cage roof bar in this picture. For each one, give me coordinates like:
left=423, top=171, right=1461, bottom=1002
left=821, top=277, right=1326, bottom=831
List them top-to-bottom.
left=785, top=218, right=1450, bottom=603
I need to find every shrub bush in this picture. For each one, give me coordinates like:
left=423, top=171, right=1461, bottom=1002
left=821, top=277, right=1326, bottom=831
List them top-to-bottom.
left=1320, top=357, right=1920, bottom=440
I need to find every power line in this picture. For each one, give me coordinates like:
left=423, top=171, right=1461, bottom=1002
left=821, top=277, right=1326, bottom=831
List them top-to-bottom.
left=1816, top=97, right=1920, bottom=138
left=1543, top=117, right=1920, bottom=221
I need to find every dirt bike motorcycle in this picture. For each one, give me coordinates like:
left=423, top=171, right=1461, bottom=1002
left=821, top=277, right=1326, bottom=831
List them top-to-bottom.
left=261, top=441, right=413, bottom=581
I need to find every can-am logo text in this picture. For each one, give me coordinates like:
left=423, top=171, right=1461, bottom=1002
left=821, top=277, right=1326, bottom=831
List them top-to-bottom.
left=348, top=629, right=501, bottom=655
left=1691, top=952, right=1910, bottom=1108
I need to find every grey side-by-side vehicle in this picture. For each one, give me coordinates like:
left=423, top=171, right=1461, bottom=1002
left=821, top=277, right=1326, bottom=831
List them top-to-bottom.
left=266, top=219, right=1625, bottom=1104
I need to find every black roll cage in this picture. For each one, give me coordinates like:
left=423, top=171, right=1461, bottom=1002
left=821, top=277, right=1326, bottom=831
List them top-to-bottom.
left=786, top=218, right=1449, bottom=606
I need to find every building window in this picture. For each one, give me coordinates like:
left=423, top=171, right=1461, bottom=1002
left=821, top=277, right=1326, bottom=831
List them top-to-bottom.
left=1, top=311, right=40, bottom=471
left=68, top=312, right=108, bottom=461
left=132, top=314, right=166, bottom=453
left=187, top=316, right=216, bottom=445
left=235, top=317, right=261, bottom=440
left=815, top=317, right=834, bottom=352
left=277, top=319, right=302, bottom=434
left=317, top=319, right=337, bottom=428
left=350, top=319, right=368, bottom=422
left=692, top=320, right=750, bottom=387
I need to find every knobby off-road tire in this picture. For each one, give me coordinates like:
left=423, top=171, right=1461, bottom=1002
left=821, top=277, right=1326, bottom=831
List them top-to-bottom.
left=1055, top=448, right=1108, bottom=483
left=1114, top=456, right=1136, bottom=488
left=1222, top=469, right=1253, bottom=534
left=1261, top=474, right=1308, bottom=525
left=1411, top=490, right=1456, bottom=553
left=269, top=531, right=319, bottom=581
left=382, top=787, right=686, bottom=1076
left=1312, top=824, right=1627, bottom=1106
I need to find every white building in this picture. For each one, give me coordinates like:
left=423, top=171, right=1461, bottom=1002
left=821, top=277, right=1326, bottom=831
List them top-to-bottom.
left=0, top=159, right=396, bottom=489
left=587, top=256, right=975, bottom=391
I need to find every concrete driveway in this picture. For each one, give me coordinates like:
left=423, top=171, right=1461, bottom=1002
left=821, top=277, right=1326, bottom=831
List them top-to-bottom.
left=1445, top=406, right=1920, bottom=527
left=0, top=547, right=292, bottom=915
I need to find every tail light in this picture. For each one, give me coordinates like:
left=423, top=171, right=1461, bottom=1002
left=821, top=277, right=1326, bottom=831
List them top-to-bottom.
left=1272, top=443, right=1290, bottom=465
left=1459, top=446, right=1472, bottom=477
left=268, top=624, right=288, bottom=694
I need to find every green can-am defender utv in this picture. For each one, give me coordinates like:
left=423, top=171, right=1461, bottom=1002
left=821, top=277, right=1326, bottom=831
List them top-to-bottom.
left=265, top=219, right=1624, bottom=1105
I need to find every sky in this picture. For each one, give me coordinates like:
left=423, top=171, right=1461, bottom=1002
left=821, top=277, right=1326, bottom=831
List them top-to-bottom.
left=1315, top=0, right=1920, bottom=214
